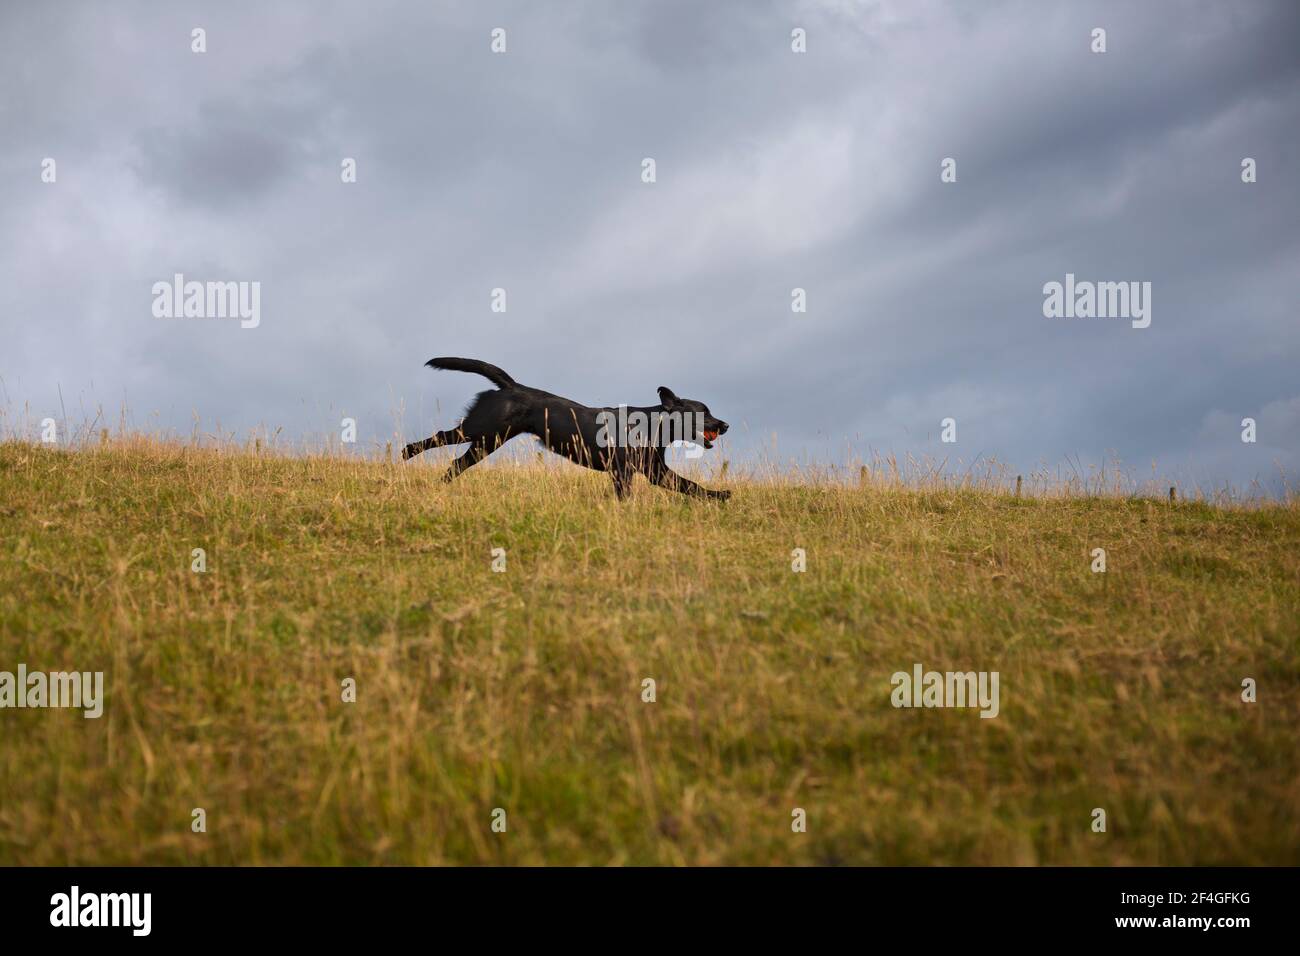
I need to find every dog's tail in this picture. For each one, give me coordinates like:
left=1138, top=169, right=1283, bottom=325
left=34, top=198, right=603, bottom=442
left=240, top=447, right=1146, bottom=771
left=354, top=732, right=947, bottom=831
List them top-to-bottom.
left=423, top=357, right=517, bottom=390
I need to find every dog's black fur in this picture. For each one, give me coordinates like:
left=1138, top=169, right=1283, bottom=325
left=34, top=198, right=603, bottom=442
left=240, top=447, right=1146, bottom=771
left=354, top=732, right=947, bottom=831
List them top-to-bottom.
left=402, top=358, right=731, bottom=500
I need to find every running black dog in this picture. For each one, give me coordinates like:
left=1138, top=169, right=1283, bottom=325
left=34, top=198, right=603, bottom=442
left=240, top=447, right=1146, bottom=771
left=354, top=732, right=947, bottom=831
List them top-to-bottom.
left=402, top=358, right=731, bottom=500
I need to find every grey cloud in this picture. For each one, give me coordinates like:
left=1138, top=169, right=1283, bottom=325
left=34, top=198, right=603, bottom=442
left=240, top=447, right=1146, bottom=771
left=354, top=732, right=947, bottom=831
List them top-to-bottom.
left=1, top=0, right=1297, bottom=494
left=132, top=100, right=325, bottom=209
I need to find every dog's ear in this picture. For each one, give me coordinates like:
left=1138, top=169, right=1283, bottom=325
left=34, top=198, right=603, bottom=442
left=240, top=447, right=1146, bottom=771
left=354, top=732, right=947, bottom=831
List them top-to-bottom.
left=657, top=386, right=680, bottom=408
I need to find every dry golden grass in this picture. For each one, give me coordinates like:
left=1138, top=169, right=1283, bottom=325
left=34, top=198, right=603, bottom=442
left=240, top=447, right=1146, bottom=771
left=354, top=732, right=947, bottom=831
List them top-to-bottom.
left=1, top=435, right=1297, bottom=864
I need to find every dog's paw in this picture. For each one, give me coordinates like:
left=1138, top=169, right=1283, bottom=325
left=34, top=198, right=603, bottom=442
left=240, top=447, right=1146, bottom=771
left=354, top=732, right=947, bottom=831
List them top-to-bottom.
left=712, top=489, right=732, bottom=502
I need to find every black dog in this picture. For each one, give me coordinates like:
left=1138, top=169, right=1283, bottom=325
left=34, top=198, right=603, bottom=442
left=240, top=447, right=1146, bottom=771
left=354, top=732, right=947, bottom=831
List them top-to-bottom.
left=402, top=358, right=731, bottom=500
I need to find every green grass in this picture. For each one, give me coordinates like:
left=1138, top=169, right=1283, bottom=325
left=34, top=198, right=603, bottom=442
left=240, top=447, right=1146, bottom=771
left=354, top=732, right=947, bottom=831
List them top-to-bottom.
left=1, top=437, right=1298, bottom=865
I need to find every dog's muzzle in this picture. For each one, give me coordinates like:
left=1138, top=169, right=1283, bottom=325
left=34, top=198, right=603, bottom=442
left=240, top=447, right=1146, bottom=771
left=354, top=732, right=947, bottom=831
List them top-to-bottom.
left=700, top=421, right=728, bottom=448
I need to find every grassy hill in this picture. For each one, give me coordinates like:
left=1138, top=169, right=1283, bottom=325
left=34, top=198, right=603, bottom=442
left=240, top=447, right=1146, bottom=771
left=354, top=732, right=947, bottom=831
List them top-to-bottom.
left=1, top=437, right=1297, bottom=864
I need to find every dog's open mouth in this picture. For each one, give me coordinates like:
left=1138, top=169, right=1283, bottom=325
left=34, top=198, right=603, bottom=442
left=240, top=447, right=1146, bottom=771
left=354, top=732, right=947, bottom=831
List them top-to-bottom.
left=700, top=430, right=719, bottom=449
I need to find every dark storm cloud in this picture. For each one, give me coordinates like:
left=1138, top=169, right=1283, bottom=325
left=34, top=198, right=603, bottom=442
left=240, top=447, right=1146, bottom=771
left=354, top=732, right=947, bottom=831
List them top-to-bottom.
left=1, top=0, right=1297, bottom=493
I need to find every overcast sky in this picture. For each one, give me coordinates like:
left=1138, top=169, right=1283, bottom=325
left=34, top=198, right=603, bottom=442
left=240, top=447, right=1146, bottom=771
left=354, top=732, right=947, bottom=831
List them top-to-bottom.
left=3, top=0, right=1298, bottom=493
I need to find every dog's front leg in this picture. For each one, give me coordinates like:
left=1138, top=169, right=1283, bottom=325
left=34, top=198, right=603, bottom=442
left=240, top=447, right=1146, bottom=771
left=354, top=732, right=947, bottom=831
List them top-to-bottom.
left=607, top=451, right=638, bottom=500
left=647, top=459, right=730, bottom=501
left=610, top=469, right=634, bottom=500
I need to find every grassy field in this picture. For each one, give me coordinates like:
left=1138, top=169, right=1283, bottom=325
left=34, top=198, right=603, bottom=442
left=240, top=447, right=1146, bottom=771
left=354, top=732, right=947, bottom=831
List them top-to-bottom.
left=1, top=436, right=1298, bottom=865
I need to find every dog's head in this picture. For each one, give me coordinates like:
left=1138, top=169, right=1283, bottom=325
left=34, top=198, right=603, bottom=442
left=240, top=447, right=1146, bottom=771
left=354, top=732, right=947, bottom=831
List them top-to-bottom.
left=657, top=386, right=729, bottom=450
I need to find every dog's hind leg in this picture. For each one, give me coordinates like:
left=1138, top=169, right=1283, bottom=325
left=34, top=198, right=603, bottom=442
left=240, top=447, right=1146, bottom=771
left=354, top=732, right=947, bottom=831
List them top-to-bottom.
left=402, top=428, right=465, bottom=460
left=440, top=437, right=499, bottom=483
